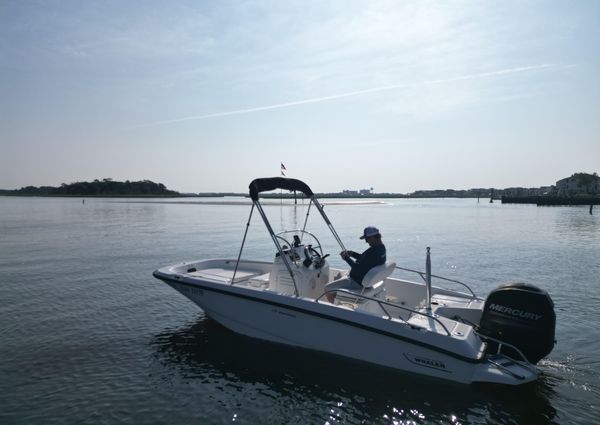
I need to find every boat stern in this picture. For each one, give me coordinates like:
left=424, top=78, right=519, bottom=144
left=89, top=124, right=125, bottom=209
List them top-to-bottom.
left=472, top=355, right=539, bottom=385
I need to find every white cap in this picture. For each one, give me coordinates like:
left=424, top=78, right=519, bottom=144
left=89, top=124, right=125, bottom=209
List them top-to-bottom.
left=360, top=226, right=380, bottom=239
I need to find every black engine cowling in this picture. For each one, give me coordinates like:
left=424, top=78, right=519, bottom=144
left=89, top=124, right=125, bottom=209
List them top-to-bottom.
left=479, top=282, right=555, bottom=364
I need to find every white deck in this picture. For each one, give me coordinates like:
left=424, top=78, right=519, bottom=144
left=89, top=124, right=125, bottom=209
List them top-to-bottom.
left=188, top=268, right=265, bottom=283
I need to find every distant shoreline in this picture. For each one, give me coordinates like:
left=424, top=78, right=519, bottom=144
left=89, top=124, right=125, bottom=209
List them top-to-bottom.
left=2, top=175, right=598, bottom=206
left=0, top=179, right=179, bottom=197
left=0, top=192, right=488, bottom=199
left=0, top=193, right=187, bottom=198
left=2, top=193, right=599, bottom=205
left=501, top=196, right=600, bottom=206
left=112, top=199, right=387, bottom=206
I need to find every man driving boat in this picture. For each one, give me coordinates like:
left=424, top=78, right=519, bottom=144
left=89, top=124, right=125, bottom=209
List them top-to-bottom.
left=325, top=226, right=386, bottom=303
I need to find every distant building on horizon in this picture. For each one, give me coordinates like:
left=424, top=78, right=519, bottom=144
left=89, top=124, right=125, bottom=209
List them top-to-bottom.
left=555, top=172, right=600, bottom=196
left=503, top=186, right=552, bottom=197
left=342, top=188, right=374, bottom=196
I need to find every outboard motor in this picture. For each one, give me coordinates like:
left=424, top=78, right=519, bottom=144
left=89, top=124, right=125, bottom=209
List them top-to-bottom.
left=479, top=282, right=555, bottom=364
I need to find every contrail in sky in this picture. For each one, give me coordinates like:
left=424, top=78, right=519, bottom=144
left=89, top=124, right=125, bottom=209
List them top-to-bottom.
left=135, top=64, right=560, bottom=128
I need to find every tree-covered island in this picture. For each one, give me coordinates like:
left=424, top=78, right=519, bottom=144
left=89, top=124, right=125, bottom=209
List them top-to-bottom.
left=0, top=179, right=181, bottom=197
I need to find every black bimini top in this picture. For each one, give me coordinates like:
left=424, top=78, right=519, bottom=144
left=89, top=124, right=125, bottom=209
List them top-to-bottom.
left=249, top=177, right=314, bottom=201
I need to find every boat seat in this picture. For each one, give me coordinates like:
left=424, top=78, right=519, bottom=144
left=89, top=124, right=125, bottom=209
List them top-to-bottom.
left=361, top=261, right=396, bottom=289
left=337, top=262, right=396, bottom=303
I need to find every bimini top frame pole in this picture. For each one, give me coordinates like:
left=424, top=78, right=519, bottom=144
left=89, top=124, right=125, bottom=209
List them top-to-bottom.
left=247, top=177, right=348, bottom=297
left=249, top=177, right=347, bottom=252
left=311, top=197, right=346, bottom=252
left=253, top=200, right=299, bottom=296
left=231, top=203, right=254, bottom=286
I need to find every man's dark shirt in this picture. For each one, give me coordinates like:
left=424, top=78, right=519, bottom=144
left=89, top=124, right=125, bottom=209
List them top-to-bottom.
left=343, top=244, right=386, bottom=285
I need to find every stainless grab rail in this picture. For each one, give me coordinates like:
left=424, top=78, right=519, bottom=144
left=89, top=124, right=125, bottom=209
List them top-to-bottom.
left=394, top=265, right=480, bottom=300
left=316, top=289, right=452, bottom=336
left=476, top=333, right=532, bottom=365
left=479, top=333, right=536, bottom=380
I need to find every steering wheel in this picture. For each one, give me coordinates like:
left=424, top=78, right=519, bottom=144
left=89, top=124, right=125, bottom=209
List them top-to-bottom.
left=274, top=235, right=301, bottom=262
left=304, top=246, right=330, bottom=268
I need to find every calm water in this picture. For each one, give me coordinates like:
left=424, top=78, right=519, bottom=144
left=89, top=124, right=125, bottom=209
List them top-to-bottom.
left=1, top=196, right=599, bottom=424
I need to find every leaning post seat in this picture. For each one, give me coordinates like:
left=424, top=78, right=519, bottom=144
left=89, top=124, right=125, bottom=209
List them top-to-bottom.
left=336, top=262, right=396, bottom=303
left=361, top=262, right=396, bottom=289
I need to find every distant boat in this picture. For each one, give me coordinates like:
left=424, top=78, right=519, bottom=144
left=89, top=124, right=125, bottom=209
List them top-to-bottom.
left=154, top=177, right=555, bottom=385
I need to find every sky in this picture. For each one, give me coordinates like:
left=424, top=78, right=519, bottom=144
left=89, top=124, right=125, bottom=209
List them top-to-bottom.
left=1, top=0, right=599, bottom=193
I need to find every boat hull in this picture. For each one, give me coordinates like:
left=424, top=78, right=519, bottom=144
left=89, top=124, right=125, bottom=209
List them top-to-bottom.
left=155, top=271, right=538, bottom=385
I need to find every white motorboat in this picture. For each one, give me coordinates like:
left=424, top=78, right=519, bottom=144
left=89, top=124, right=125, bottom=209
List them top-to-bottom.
left=154, top=177, right=556, bottom=385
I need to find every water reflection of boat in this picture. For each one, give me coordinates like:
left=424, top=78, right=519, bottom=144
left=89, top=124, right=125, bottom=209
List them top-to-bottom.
left=154, top=177, right=556, bottom=385
left=151, top=315, right=427, bottom=390
left=151, top=316, right=558, bottom=424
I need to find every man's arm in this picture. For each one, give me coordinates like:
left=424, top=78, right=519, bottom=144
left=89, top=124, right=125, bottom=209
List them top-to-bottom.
left=340, top=250, right=356, bottom=267
left=348, top=250, right=361, bottom=260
